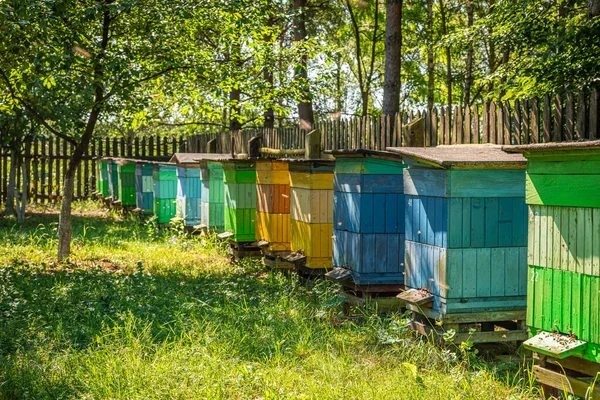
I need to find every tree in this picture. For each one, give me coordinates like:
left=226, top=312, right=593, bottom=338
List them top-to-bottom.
left=0, top=0, right=201, bottom=260
left=293, top=0, right=315, bottom=129
left=382, top=0, right=403, bottom=116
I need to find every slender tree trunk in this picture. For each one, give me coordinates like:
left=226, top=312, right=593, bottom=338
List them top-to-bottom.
left=293, top=0, right=314, bottom=130
left=346, top=0, right=366, bottom=116
left=382, top=0, right=403, bottom=116
left=427, top=0, right=434, bottom=111
left=440, top=0, right=452, bottom=114
left=487, top=0, right=496, bottom=93
left=590, top=0, right=600, bottom=17
left=463, top=1, right=474, bottom=106
left=57, top=4, right=109, bottom=261
left=263, top=6, right=275, bottom=130
left=16, top=141, right=31, bottom=223
left=5, top=146, right=18, bottom=216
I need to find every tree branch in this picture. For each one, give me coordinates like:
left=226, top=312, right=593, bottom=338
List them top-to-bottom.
left=0, top=67, right=77, bottom=145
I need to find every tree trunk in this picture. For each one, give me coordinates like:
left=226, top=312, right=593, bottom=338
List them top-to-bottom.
left=293, top=0, right=314, bottom=130
left=382, top=0, right=403, bottom=116
left=427, top=0, right=434, bottom=111
left=440, top=0, right=452, bottom=116
left=589, top=0, right=600, bottom=18
left=463, top=1, right=474, bottom=106
left=263, top=7, right=275, bottom=130
left=16, top=142, right=31, bottom=223
left=5, top=147, right=18, bottom=216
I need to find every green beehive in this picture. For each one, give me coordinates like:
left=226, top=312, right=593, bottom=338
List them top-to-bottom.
left=505, top=141, right=600, bottom=366
left=107, top=158, right=120, bottom=201
left=96, top=159, right=109, bottom=198
left=116, top=159, right=137, bottom=207
left=222, top=159, right=257, bottom=242
left=207, top=161, right=225, bottom=232
left=152, top=163, right=178, bottom=224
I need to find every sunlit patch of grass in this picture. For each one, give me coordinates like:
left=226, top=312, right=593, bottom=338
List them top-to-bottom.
left=0, top=203, right=542, bottom=399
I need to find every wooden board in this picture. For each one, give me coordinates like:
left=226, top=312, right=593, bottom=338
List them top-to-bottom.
left=334, top=157, right=406, bottom=175
left=403, top=168, right=525, bottom=198
left=289, top=170, right=334, bottom=190
left=334, top=173, right=405, bottom=194
left=526, top=173, right=600, bottom=208
left=224, top=183, right=257, bottom=209
left=256, top=184, right=290, bottom=214
left=290, top=187, right=334, bottom=224
left=334, top=191, right=405, bottom=234
left=405, top=195, right=527, bottom=249
left=528, top=205, right=600, bottom=275
left=224, top=207, right=256, bottom=242
left=255, top=212, right=290, bottom=251
left=290, top=220, right=333, bottom=266
left=333, top=230, right=405, bottom=285
left=405, top=241, right=528, bottom=312
left=527, top=266, right=600, bottom=363
left=524, top=331, right=587, bottom=359
left=533, top=365, right=600, bottom=399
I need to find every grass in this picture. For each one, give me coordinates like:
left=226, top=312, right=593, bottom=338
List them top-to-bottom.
left=0, top=201, right=542, bottom=399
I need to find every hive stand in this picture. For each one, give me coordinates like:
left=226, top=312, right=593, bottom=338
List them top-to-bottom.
left=505, top=140, right=600, bottom=398
left=387, top=145, right=529, bottom=345
left=325, top=149, right=408, bottom=311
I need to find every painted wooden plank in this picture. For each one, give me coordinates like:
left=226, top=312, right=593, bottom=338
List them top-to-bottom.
left=527, top=158, right=600, bottom=175
left=403, top=168, right=448, bottom=197
left=449, top=169, right=526, bottom=198
left=289, top=171, right=334, bottom=190
left=526, top=174, right=600, bottom=208
left=476, top=248, right=492, bottom=298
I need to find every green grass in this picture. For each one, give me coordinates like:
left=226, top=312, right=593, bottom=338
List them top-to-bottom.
left=0, top=201, right=542, bottom=399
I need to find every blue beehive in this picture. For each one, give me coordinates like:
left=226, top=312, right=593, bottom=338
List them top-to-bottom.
left=387, top=145, right=528, bottom=317
left=331, top=150, right=407, bottom=285
left=170, top=154, right=203, bottom=227
left=106, top=158, right=120, bottom=201
left=135, top=162, right=155, bottom=215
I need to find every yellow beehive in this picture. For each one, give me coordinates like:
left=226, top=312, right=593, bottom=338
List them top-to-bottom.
left=256, top=159, right=291, bottom=252
left=288, top=159, right=335, bottom=272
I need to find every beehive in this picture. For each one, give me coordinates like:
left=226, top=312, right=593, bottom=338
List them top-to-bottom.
left=505, top=141, right=600, bottom=363
left=387, top=145, right=528, bottom=315
left=331, top=150, right=407, bottom=285
left=170, top=154, right=203, bottom=227
left=96, top=159, right=109, bottom=198
left=107, top=159, right=120, bottom=201
left=116, top=159, right=137, bottom=207
left=222, top=159, right=257, bottom=242
left=255, top=159, right=290, bottom=252
left=288, top=159, right=335, bottom=271
left=206, top=161, right=225, bottom=232
left=135, top=162, right=154, bottom=215
left=152, top=163, right=177, bottom=224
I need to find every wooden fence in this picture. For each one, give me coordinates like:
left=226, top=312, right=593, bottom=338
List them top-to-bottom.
left=1, top=88, right=598, bottom=204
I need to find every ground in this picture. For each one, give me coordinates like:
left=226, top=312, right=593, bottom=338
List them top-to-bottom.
left=0, top=202, right=542, bottom=399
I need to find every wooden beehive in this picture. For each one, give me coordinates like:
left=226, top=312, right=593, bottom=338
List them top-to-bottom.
left=505, top=141, right=600, bottom=364
left=387, top=145, right=528, bottom=316
left=331, top=150, right=407, bottom=285
left=171, top=153, right=204, bottom=227
left=192, top=154, right=230, bottom=232
left=106, top=158, right=120, bottom=201
left=97, top=159, right=109, bottom=199
left=116, top=159, right=137, bottom=207
left=222, top=159, right=257, bottom=242
left=256, top=159, right=290, bottom=252
left=288, top=159, right=335, bottom=272
left=206, top=161, right=225, bottom=232
left=135, top=162, right=155, bottom=215
left=152, top=163, right=177, bottom=224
